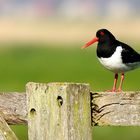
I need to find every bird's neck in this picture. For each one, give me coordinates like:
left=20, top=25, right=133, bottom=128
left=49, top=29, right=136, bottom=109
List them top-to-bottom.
left=97, top=40, right=117, bottom=58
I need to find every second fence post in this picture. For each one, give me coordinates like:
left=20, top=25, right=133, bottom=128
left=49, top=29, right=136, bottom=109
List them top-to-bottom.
left=27, top=82, right=92, bottom=140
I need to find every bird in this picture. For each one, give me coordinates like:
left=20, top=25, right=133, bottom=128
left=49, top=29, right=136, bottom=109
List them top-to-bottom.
left=82, top=29, right=140, bottom=92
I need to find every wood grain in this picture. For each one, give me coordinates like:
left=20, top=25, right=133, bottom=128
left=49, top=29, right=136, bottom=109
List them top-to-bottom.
left=91, top=91, right=140, bottom=126
left=0, top=92, right=27, bottom=125
left=0, top=112, right=19, bottom=140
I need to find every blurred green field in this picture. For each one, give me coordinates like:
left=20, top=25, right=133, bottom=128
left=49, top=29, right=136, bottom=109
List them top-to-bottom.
left=0, top=43, right=140, bottom=140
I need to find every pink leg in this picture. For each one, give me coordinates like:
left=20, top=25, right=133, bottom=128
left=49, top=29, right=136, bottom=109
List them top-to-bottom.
left=107, top=73, right=118, bottom=92
left=112, top=73, right=118, bottom=92
left=117, top=73, right=124, bottom=92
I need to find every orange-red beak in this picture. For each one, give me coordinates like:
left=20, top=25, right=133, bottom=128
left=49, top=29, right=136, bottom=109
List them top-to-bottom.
left=82, top=37, right=99, bottom=49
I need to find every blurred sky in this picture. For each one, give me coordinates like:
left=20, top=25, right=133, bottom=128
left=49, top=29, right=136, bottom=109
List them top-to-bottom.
left=0, top=0, right=140, bottom=45
left=0, top=0, right=140, bottom=19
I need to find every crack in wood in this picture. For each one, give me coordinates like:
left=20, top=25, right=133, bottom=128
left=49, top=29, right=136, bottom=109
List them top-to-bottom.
left=98, top=103, right=120, bottom=112
left=96, top=111, right=113, bottom=121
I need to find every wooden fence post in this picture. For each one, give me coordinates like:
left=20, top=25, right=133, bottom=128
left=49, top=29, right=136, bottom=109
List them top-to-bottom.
left=27, top=82, right=92, bottom=140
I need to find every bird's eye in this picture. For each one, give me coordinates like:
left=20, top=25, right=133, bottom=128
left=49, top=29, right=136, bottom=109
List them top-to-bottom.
left=100, top=32, right=104, bottom=36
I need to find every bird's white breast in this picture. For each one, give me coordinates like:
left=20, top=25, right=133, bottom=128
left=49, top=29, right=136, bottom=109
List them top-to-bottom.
left=98, top=46, right=134, bottom=73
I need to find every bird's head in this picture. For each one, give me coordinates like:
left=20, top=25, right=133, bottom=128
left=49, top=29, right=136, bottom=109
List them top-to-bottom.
left=82, top=29, right=116, bottom=49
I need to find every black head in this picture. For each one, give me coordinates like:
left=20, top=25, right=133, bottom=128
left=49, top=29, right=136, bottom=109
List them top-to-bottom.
left=82, top=29, right=116, bottom=49
left=96, top=29, right=116, bottom=43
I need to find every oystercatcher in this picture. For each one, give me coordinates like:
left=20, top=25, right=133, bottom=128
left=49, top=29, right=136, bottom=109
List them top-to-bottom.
left=82, top=29, right=140, bottom=92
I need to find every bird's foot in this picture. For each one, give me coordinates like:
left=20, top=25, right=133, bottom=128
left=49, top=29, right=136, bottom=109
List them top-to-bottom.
left=106, top=88, right=123, bottom=92
left=116, top=88, right=123, bottom=92
left=105, top=89, right=117, bottom=92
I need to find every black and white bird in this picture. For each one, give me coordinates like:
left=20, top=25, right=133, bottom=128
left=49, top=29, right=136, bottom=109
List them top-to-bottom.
left=82, top=29, right=140, bottom=92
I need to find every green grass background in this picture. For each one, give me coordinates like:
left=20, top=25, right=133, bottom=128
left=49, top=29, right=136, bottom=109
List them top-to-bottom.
left=0, top=43, right=140, bottom=140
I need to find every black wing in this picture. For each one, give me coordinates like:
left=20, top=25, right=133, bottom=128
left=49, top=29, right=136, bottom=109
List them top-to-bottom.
left=117, top=40, right=140, bottom=64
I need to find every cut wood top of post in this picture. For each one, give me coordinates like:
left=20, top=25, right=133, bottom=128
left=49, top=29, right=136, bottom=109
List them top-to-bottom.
left=26, top=82, right=90, bottom=87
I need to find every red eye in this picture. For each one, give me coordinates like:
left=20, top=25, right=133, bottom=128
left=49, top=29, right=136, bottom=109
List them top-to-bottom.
left=100, top=32, right=104, bottom=36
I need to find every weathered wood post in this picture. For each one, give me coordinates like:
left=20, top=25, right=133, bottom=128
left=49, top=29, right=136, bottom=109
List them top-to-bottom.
left=27, top=82, right=92, bottom=140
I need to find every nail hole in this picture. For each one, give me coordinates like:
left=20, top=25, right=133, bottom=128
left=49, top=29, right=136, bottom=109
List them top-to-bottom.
left=57, top=96, right=63, bottom=107
left=30, top=108, right=36, bottom=117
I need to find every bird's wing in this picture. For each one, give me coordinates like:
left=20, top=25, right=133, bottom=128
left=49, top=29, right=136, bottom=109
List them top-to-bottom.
left=117, top=41, right=140, bottom=64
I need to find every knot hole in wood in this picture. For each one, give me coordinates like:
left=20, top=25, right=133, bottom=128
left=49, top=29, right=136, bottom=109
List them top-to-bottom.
left=57, top=96, right=63, bottom=107
left=30, top=108, right=36, bottom=117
